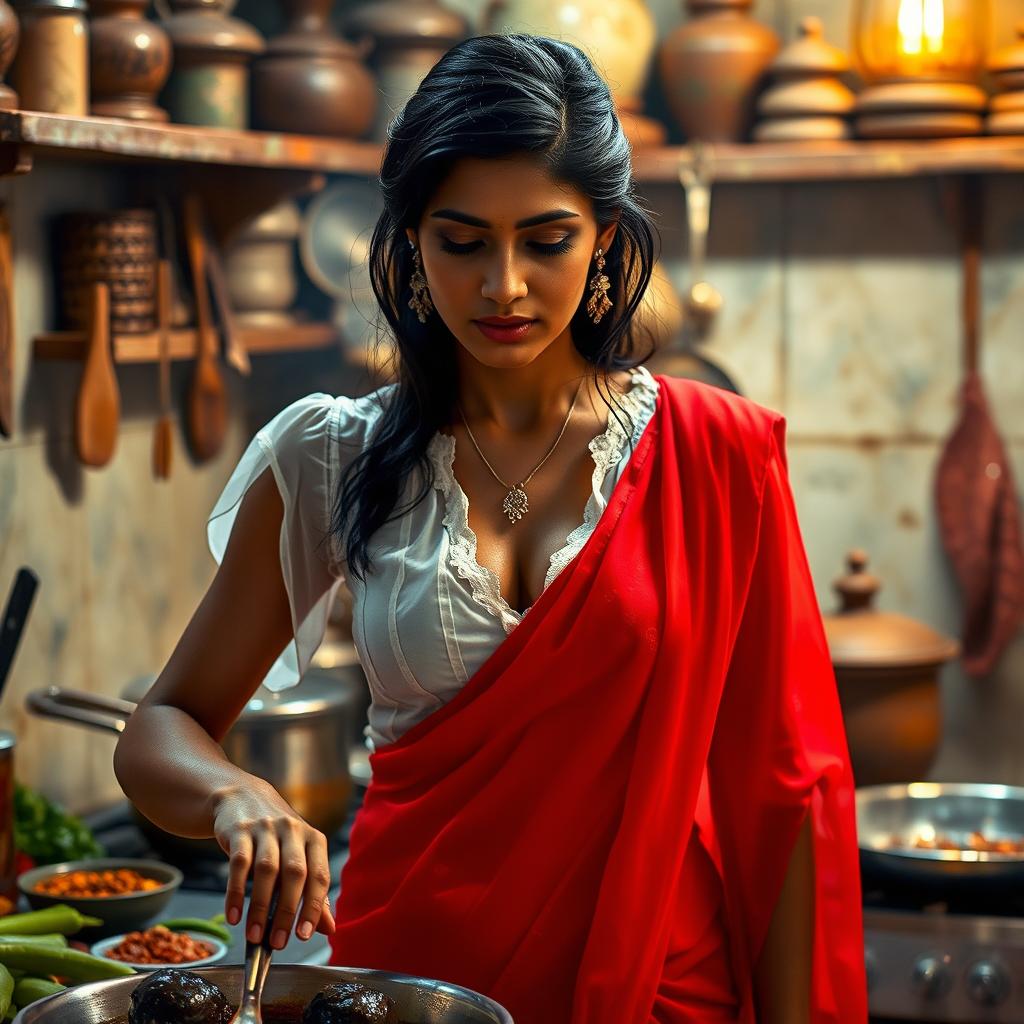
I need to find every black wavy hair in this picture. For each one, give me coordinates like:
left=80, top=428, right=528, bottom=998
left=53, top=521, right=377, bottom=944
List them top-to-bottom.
left=332, top=32, right=661, bottom=583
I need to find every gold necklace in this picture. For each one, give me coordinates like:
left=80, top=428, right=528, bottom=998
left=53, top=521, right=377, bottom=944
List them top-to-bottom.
left=456, top=379, right=585, bottom=524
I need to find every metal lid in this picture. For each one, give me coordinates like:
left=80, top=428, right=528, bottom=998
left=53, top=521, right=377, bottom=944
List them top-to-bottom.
left=12, top=0, right=87, bottom=14
left=822, top=550, right=960, bottom=670
left=121, top=665, right=361, bottom=721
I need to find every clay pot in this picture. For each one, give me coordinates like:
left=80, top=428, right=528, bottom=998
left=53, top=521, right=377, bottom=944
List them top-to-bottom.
left=0, top=0, right=18, bottom=111
left=90, top=0, right=172, bottom=121
left=160, top=0, right=265, bottom=129
left=249, top=0, right=376, bottom=138
left=343, top=0, right=467, bottom=143
left=482, top=0, right=664, bottom=148
left=658, top=0, right=779, bottom=143
left=224, top=199, right=302, bottom=327
left=822, top=550, right=959, bottom=787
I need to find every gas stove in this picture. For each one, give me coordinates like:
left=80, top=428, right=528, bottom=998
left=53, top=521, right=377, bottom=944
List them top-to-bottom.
left=865, top=886, right=1024, bottom=1023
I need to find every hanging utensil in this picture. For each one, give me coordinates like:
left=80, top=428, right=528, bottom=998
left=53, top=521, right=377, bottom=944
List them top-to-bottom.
left=677, top=143, right=723, bottom=332
left=934, top=176, right=1024, bottom=677
left=183, top=193, right=228, bottom=463
left=0, top=204, right=13, bottom=439
left=204, top=222, right=251, bottom=377
left=152, top=258, right=174, bottom=480
left=74, top=281, right=120, bottom=468
left=0, top=568, right=38, bottom=702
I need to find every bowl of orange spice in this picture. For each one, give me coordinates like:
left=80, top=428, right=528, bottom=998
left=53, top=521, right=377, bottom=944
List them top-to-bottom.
left=17, top=858, right=183, bottom=937
left=90, top=926, right=228, bottom=970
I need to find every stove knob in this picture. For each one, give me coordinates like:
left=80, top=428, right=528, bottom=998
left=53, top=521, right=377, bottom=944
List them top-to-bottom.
left=912, top=956, right=953, bottom=999
left=966, top=960, right=1009, bottom=1007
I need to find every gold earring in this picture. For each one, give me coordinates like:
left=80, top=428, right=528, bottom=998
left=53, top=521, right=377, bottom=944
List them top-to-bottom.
left=408, top=241, right=434, bottom=323
left=586, top=247, right=612, bottom=325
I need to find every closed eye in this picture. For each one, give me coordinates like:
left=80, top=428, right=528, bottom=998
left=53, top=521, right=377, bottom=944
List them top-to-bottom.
left=439, top=237, right=575, bottom=257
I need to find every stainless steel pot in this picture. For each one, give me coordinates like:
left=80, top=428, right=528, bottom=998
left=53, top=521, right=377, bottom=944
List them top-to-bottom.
left=25, top=662, right=369, bottom=858
left=857, top=781, right=1024, bottom=892
left=12, top=964, right=514, bottom=1023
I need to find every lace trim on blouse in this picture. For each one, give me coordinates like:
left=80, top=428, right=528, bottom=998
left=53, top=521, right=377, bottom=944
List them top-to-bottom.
left=426, top=366, right=659, bottom=634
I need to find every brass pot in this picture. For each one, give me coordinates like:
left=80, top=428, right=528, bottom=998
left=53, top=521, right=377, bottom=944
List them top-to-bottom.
left=823, top=549, right=959, bottom=786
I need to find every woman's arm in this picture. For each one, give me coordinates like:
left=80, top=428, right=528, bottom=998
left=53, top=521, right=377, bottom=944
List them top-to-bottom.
left=113, top=467, right=335, bottom=947
left=753, top=812, right=815, bottom=1024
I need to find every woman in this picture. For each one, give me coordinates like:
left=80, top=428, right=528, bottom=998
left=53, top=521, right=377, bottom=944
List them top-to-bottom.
left=114, top=34, right=866, bottom=1024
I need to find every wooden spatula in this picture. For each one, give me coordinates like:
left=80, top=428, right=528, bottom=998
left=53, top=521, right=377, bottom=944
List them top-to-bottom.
left=183, top=193, right=227, bottom=463
left=152, top=258, right=173, bottom=479
left=74, top=281, right=119, bottom=468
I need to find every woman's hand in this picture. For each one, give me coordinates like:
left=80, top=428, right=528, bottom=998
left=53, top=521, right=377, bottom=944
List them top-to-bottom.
left=211, top=779, right=336, bottom=949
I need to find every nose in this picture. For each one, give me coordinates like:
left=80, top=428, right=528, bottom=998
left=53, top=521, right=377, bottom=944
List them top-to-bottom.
left=480, top=247, right=528, bottom=306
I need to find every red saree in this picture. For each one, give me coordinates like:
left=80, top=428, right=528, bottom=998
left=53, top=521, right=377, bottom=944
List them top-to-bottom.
left=328, top=374, right=867, bottom=1024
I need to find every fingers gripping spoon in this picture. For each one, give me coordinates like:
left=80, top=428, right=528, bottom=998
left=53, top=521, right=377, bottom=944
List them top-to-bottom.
left=228, top=890, right=278, bottom=1024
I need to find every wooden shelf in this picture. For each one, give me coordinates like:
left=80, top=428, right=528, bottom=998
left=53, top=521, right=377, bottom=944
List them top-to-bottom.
left=0, top=110, right=381, bottom=175
left=4, top=110, right=1024, bottom=182
left=631, top=136, right=1024, bottom=183
left=33, top=321, right=339, bottom=364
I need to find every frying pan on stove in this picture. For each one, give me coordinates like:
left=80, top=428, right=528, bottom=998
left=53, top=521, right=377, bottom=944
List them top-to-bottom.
left=857, top=782, right=1024, bottom=892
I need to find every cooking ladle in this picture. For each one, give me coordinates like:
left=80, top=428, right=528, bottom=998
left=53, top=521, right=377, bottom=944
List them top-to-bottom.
left=678, top=144, right=723, bottom=331
left=228, top=890, right=279, bottom=1024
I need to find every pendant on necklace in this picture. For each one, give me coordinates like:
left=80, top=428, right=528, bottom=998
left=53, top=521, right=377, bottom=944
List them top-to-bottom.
left=503, top=485, right=529, bottom=523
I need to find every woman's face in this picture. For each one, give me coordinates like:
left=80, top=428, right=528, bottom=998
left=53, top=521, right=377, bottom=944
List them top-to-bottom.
left=406, top=155, right=618, bottom=369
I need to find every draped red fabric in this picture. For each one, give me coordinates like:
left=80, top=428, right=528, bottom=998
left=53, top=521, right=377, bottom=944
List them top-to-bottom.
left=328, top=375, right=866, bottom=1024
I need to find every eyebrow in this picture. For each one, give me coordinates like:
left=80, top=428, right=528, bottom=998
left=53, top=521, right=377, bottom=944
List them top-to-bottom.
left=428, top=208, right=581, bottom=229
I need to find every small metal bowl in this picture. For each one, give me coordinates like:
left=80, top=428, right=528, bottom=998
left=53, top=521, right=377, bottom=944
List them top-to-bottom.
left=17, top=858, right=183, bottom=938
left=90, top=930, right=228, bottom=971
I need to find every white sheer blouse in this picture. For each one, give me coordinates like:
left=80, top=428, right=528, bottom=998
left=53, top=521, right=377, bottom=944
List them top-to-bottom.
left=207, top=364, right=660, bottom=750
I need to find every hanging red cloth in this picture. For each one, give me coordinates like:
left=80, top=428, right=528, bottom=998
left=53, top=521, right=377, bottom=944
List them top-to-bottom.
left=329, top=375, right=866, bottom=1024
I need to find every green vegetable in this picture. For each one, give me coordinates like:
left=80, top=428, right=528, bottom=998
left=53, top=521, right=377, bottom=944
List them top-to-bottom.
left=13, top=784, right=104, bottom=866
left=0, top=906, right=101, bottom=937
left=155, top=917, right=232, bottom=944
left=0, top=934, right=68, bottom=949
left=0, top=944, right=135, bottom=982
left=0, top=964, right=13, bottom=1018
left=13, top=976, right=66, bottom=1006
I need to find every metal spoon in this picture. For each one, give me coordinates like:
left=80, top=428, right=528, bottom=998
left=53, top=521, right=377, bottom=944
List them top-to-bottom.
left=678, top=143, right=723, bottom=331
left=228, top=890, right=279, bottom=1024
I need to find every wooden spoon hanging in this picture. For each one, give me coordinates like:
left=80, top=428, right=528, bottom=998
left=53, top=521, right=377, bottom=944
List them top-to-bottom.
left=183, top=193, right=227, bottom=463
left=152, top=258, right=173, bottom=479
left=74, top=281, right=119, bottom=467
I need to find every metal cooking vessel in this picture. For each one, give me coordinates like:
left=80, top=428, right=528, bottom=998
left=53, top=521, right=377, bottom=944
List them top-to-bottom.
left=25, top=663, right=368, bottom=857
left=857, top=781, right=1024, bottom=892
left=12, top=964, right=514, bottom=1023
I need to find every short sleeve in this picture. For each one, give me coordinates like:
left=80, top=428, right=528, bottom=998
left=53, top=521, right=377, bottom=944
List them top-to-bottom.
left=206, top=393, right=349, bottom=693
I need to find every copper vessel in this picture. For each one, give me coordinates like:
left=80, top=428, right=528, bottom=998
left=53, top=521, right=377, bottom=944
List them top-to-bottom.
left=658, top=0, right=779, bottom=143
left=822, top=550, right=959, bottom=787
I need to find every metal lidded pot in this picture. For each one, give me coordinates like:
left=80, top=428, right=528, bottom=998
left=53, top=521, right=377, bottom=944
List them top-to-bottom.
left=822, top=549, right=959, bottom=787
left=25, top=660, right=367, bottom=859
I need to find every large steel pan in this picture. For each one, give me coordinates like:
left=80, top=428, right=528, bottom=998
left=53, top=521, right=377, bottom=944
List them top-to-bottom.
left=857, top=782, right=1024, bottom=892
left=12, top=964, right=514, bottom=1024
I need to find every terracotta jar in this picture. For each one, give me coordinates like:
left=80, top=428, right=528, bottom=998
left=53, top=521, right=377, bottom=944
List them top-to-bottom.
left=0, top=0, right=18, bottom=110
left=10, top=0, right=88, bottom=115
left=90, top=0, right=172, bottom=121
left=160, top=0, right=264, bottom=128
left=249, top=0, right=376, bottom=138
left=343, top=0, right=467, bottom=143
left=482, top=0, right=664, bottom=148
left=658, top=0, right=779, bottom=142
left=822, top=550, right=959, bottom=787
